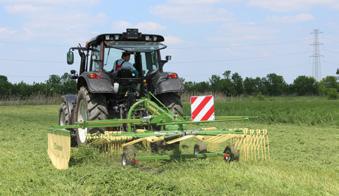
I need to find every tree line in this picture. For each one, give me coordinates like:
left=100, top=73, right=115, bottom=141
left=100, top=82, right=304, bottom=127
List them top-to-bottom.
left=184, top=70, right=338, bottom=98
left=0, top=71, right=338, bottom=99
left=0, top=73, right=76, bottom=99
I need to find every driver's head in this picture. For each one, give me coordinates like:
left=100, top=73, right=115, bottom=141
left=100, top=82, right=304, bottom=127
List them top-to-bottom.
left=121, top=52, right=130, bottom=61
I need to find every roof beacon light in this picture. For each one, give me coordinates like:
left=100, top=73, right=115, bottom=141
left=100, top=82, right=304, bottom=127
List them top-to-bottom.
left=114, top=35, right=120, bottom=40
left=153, top=36, right=158, bottom=42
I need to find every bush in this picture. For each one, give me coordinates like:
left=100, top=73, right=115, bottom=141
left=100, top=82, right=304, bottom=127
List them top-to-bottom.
left=326, top=88, right=338, bottom=100
left=255, top=92, right=265, bottom=101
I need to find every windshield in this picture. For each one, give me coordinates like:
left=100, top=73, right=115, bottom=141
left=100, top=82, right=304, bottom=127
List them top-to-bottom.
left=103, top=45, right=160, bottom=76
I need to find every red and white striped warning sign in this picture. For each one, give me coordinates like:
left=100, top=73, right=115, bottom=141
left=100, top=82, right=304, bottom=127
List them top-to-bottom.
left=190, top=95, right=215, bottom=122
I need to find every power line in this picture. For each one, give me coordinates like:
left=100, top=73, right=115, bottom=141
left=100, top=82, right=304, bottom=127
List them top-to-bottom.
left=0, top=39, right=306, bottom=50
left=167, top=40, right=307, bottom=50
left=322, top=48, right=339, bottom=54
left=0, top=51, right=309, bottom=65
left=172, top=51, right=309, bottom=63
left=0, top=58, right=64, bottom=63
left=322, top=59, right=338, bottom=66
left=4, top=74, right=48, bottom=78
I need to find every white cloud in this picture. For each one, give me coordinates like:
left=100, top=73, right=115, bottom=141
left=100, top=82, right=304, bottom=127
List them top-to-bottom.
left=0, top=0, right=105, bottom=43
left=2, top=0, right=100, bottom=13
left=151, top=0, right=232, bottom=23
left=165, top=0, right=223, bottom=5
left=247, top=0, right=339, bottom=11
left=5, top=3, right=39, bottom=13
left=22, top=12, right=106, bottom=42
left=268, top=13, right=314, bottom=23
left=112, top=20, right=182, bottom=45
left=112, top=21, right=165, bottom=33
left=137, top=22, right=166, bottom=32
left=0, top=26, right=16, bottom=38
left=164, top=36, right=183, bottom=45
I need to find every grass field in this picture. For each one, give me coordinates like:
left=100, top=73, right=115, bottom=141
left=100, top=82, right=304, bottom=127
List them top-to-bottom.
left=0, top=97, right=338, bottom=195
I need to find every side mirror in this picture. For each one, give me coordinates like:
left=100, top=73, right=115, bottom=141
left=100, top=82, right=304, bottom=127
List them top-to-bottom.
left=67, top=51, right=74, bottom=65
left=160, top=55, right=172, bottom=69
left=165, top=55, right=172, bottom=61
left=70, top=70, right=78, bottom=79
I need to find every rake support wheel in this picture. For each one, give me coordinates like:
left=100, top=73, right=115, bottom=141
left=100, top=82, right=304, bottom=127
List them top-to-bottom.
left=193, top=143, right=207, bottom=157
left=121, top=146, right=137, bottom=166
left=223, top=146, right=239, bottom=162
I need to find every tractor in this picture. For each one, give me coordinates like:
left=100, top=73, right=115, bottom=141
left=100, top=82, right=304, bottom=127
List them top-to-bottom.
left=48, top=29, right=269, bottom=169
left=60, top=29, right=184, bottom=146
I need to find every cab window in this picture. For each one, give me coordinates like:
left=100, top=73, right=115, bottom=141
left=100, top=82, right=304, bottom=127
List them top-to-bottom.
left=89, top=45, right=101, bottom=71
left=103, top=47, right=135, bottom=72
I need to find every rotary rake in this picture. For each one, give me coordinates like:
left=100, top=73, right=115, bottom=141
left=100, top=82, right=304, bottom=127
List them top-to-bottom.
left=48, top=95, right=270, bottom=170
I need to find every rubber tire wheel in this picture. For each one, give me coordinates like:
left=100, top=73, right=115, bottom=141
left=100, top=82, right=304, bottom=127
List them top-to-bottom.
left=74, top=87, right=108, bottom=145
left=157, top=93, right=183, bottom=116
left=59, top=102, right=77, bottom=147
left=194, top=143, right=207, bottom=156
left=121, top=146, right=136, bottom=166
left=224, top=146, right=240, bottom=162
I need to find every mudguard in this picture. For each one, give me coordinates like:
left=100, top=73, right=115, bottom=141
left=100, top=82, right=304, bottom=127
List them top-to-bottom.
left=78, top=72, right=114, bottom=93
left=153, top=72, right=185, bottom=95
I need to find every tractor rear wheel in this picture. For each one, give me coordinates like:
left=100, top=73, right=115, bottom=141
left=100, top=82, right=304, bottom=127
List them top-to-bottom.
left=74, top=87, right=108, bottom=145
left=157, top=93, right=183, bottom=116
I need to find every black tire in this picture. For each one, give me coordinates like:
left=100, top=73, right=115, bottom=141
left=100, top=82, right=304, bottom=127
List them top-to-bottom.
left=74, top=87, right=108, bottom=145
left=157, top=93, right=183, bottom=116
left=58, top=103, right=77, bottom=147
left=59, top=103, right=70, bottom=125
left=193, top=143, right=207, bottom=157
left=121, top=146, right=137, bottom=166
left=223, top=146, right=240, bottom=162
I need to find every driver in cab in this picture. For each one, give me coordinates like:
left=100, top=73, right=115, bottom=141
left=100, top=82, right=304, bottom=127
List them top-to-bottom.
left=114, top=52, right=138, bottom=76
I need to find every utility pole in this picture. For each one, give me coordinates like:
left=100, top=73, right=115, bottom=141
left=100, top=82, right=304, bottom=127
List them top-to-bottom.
left=311, top=29, right=322, bottom=81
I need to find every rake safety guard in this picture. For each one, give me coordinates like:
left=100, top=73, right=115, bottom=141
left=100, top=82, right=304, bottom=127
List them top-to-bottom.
left=47, top=129, right=71, bottom=170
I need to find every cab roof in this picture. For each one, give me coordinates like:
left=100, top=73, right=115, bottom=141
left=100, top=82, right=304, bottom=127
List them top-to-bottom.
left=86, top=29, right=165, bottom=48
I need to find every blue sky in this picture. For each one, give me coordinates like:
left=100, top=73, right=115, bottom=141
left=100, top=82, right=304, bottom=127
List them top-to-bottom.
left=0, top=0, right=339, bottom=84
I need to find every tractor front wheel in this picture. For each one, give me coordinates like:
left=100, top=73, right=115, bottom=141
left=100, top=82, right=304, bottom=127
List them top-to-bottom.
left=74, top=87, right=108, bottom=145
left=58, top=102, right=77, bottom=147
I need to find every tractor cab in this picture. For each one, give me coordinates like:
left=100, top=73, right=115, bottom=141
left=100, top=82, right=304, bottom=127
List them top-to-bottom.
left=66, top=29, right=178, bottom=97
left=84, top=29, right=170, bottom=78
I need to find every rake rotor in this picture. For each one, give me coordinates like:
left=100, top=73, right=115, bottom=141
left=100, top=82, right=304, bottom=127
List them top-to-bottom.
left=47, top=96, right=270, bottom=170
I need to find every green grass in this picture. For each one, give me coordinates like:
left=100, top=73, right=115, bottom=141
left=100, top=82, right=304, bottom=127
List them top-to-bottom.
left=184, top=96, right=339, bottom=126
left=0, top=97, right=338, bottom=195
